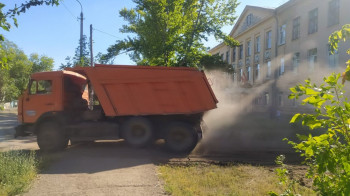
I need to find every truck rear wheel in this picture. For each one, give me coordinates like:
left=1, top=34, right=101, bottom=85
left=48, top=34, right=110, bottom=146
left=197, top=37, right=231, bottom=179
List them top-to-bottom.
left=122, top=117, right=154, bottom=147
left=37, top=122, right=68, bottom=152
left=164, top=122, right=198, bottom=153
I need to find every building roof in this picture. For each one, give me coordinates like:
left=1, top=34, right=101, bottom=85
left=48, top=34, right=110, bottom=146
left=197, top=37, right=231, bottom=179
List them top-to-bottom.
left=209, top=0, right=299, bottom=53
left=229, top=5, right=274, bottom=37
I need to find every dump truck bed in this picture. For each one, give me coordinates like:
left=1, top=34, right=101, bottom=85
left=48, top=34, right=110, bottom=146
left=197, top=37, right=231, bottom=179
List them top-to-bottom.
left=69, top=64, right=218, bottom=117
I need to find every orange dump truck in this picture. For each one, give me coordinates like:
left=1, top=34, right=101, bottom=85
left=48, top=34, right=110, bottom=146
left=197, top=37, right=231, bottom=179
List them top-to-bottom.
left=16, top=64, right=218, bottom=152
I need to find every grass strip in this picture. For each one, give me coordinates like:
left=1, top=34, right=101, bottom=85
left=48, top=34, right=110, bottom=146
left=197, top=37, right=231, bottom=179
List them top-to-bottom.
left=0, top=150, right=37, bottom=196
left=158, top=163, right=316, bottom=196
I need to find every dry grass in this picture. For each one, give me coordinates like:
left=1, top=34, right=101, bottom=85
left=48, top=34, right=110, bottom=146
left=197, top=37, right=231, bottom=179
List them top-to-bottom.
left=158, top=163, right=316, bottom=196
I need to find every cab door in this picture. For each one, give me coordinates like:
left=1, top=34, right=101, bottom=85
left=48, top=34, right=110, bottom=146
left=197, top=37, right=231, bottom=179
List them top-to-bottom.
left=22, top=79, right=56, bottom=123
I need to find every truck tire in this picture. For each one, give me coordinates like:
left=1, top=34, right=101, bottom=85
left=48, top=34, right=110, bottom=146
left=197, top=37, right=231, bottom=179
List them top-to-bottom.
left=122, top=117, right=154, bottom=147
left=37, top=122, right=68, bottom=152
left=164, top=122, right=198, bottom=153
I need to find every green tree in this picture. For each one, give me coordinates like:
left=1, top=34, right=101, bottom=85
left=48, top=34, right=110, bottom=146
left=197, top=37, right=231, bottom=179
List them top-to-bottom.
left=0, top=0, right=61, bottom=70
left=101, top=0, right=239, bottom=67
left=286, top=24, right=350, bottom=195
left=60, top=35, right=91, bottom=69
left=73, top=35, right=90, bottom=67
left=0, top=40, right=32, bottom=101
left=29, top=53, right=54, bottom=73
left=199, top=53, right=233, bottom=73
left=59, top=56, right=74, bottom=70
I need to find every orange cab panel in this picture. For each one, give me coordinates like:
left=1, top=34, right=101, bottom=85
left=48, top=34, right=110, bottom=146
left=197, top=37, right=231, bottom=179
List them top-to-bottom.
left=20, top=71, right=87, bottom=123
left=22, top=72, right=63, bottom=123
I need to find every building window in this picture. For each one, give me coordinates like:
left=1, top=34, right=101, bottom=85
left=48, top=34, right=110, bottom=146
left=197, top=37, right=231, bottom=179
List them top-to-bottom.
left=328, top=0, right=340, bottom=26
left=308, top=8, right=318, bottom=34
left=246, top=14, right=253, bottom=26
left=292, top=17, right=300, bottom=40
left=279, top=24, right=286, bottom=45
left=266, top=31, right=272, bottom=49
left=256, top=36, right=261, bottom=53
left=246, top=40, right=251, bottom=56
left=328, top=44, right=339, bottom=68
left=239, top=45, right=243, bottom=60
left=232, top=47, right=236, bottom=62
left=308, top=48, right=317, bottom=72
left=226, top=50, right=230, bottom=63
left=293, top=52, right=300, bottom=74
left=221, top=54, right=224, bottom=61
left=279, top=58, right=285, bottom=76
left=267, top=61, right=272, bottom=78
left=255, top=64, right=260, bottom=81
left=247, top=66, right=251, bottom=81
left=239, top=68, right=243, bottom=82
left=233, top=69, right=236, bottom=82
left=264, top=92, right=269, bottom=105
left=278, top=92, right=283, bottom=107
left=255, top=94, right=263, bottom=105
left=258, top=95, right=263, bottom=105
left=254, top=97, right=258, bottom=105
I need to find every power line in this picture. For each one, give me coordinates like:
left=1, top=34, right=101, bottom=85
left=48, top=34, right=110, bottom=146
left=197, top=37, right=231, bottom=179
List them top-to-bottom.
left=62, top=2, right=78, bottom=21
left=93, top=28, right=120, bottom=39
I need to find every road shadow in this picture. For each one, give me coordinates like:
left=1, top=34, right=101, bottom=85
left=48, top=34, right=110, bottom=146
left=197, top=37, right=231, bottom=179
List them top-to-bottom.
left=1, top=110, right=303, bottom=176
left=37, top=139, right=302, bottom=175
left=38, top=140, right=189, bottom=175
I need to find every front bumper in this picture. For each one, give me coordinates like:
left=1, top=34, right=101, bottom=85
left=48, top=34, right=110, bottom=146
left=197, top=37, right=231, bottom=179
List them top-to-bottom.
left=14, top=124, right=34, bottom=138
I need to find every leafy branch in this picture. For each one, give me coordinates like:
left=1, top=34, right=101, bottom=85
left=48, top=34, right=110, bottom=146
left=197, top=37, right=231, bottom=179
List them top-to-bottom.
left=0, top=0, right=61, bottom=70
left=102, top=0, right=240, bottom=67
left=284, top=24, right=350, bottom=195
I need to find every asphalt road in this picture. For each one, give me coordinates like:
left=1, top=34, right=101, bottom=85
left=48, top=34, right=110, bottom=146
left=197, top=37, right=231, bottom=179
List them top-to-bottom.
left=0, top=110, right=300, bottom=195
left=0, top=111, right=167, bottom=195
left=0, top=111, right=38, bottom=151
left=24, top=142, right=167, bottom=196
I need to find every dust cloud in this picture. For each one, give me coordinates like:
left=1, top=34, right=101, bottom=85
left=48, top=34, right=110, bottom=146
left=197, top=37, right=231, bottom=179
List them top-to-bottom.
left=194, top=61, right=349, bottom=156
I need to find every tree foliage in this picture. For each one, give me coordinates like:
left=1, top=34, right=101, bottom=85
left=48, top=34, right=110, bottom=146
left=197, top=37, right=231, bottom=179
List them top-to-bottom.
left=0, top=0, right=61, bottom=70
left=101, top=0, right=240, bottom=67
left=287, top=24, right=350, bottom=195
left=329, top=24, right=350, bottom=84
left=60, top=35, right=91, bottom=69
left=0, top=40, right=54, bottom=102
left=30, top=53, right=54, bottom=73
left=199, top=53, right=233, bottom=73
left=59, top=56, right=74, bottom=70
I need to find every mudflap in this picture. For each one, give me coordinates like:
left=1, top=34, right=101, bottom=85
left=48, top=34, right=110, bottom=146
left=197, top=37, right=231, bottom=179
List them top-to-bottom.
left=15, top=124, right=33, bottom=138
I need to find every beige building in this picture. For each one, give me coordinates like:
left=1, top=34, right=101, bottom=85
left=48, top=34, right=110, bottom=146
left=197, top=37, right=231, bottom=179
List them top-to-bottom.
left=209, top=0, right=350, bottom=114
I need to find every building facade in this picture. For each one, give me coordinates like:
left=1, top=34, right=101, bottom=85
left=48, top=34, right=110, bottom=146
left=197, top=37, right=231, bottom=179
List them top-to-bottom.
left=209, top=0, right=350, bottom=114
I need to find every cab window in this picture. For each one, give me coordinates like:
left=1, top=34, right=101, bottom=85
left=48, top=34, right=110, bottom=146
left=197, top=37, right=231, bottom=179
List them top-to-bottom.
left=29, top=80, right=52, bottom=95
left=30, top=81, right=37, bottom=94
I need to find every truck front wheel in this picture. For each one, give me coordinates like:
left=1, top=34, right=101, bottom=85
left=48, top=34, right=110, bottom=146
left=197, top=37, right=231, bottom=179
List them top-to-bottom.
left=122, top=117, right=154, bottom=147
left=37, top=122, right=68, bottom=152
left=164, top=122, right=198, bottom=153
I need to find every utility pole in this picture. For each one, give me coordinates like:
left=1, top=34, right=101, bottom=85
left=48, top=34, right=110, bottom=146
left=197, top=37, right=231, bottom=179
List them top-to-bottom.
left=76, top=0, right=83, bottom=64
left=89, top=24, right=94, bottom=110
left=90, top=24, right=94, bottom=67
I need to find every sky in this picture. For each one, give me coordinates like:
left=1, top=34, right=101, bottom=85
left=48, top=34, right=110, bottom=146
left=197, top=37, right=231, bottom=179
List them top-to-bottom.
left=2, top=0, right=289, bottom=70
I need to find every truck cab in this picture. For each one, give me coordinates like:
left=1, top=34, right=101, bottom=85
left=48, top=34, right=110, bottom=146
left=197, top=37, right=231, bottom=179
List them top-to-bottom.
left=17, top=71, right=88, bottom=134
